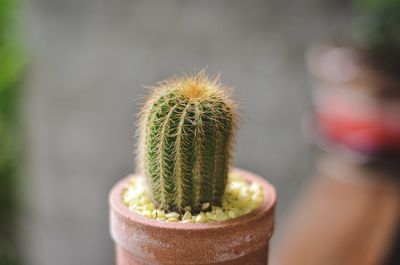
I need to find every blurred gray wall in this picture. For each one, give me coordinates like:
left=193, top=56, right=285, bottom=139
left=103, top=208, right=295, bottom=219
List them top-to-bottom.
left=23, top=0, right=350, bottom=264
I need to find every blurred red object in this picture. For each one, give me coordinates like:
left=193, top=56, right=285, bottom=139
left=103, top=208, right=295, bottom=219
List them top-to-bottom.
left=309, top=45, right=400, bottom=156
left=316, top=91, right=400, bottom=154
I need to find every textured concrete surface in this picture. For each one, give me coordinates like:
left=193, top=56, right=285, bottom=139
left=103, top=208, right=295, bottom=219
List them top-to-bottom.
left=23, top=0, right=350, bottom=264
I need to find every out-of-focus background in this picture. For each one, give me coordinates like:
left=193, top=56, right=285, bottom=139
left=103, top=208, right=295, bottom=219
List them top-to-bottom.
left=2, top=0, right=353, bottom=264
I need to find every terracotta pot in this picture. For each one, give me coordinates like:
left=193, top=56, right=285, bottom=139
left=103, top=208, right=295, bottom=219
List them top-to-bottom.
left=275, top=155, right=400, bottom=265
left=109, top=168, right=276, bottom=265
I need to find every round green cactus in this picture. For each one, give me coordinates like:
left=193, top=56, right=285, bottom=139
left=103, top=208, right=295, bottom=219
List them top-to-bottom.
left=138, top=72, right=238, bottom=213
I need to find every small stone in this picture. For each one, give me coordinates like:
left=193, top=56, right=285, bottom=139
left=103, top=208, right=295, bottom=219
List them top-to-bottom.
left=230, top=182, right=242, bottom=191
left=249, top=183, right=262, bottom=194
left=240, top=187, right=249, bottom=198
left=201, top=202, right=210, bottom=210
left=135, top=206, right=146, bottom=212
left=183, top=206, right=192, bottom=212
left=215, top=209, right=227, bottom=221
left=142, top=210, right=151, bottom=217
left=228, top=210, right=237, bottom=219
left=182, top=211, right=192, bottom=221
left=165, top=212, right=180, bottom=219
left=205, top=212, right=217, bottom=220
left=195, top=214, right=207, bottom=223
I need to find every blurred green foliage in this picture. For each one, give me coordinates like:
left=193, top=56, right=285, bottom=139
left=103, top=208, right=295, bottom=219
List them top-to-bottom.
left=0, top=0, right=26, bottom=264
left=354, top=0, right=400, bottom=65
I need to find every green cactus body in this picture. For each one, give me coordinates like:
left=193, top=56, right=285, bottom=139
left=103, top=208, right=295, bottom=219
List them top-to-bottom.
left=138, top=73, right=237, bottom=212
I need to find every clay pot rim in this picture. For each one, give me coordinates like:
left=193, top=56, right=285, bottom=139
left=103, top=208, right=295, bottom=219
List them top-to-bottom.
left=109, top=167, right=276, bottom=232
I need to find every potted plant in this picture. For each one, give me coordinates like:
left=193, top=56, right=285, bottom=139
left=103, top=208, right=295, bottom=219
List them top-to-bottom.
left=307, top=0, right=400, bottom=160
left=275, top=1, right=400, bottom=264
left=109, top=72, right=276, bottom=265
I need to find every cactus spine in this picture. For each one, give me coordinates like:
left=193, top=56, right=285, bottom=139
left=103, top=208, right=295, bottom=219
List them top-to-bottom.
left=138, top=72, right=238, bottom=212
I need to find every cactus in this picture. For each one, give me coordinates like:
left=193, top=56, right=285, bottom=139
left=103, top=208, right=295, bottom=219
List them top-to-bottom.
left=138, top=72, right=238, bottom=213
